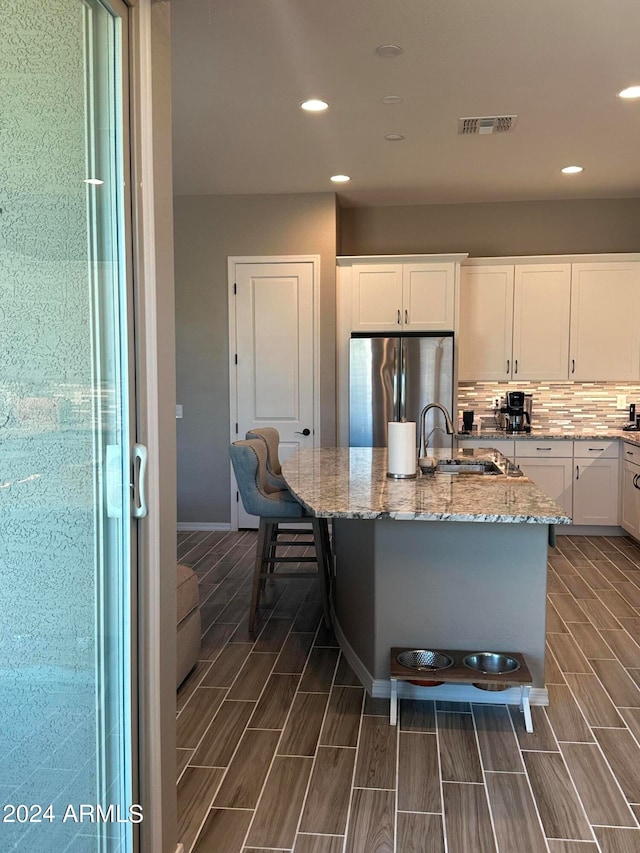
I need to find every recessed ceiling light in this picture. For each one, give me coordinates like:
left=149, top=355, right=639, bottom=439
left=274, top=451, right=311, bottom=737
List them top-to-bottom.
left=376, top=44, right=403, bottom=58
left=618, top=85, right=640, bottom=100
left=382, top=95, right=403, bottom=105
left=300, top=99, right=329, bottom=112
left=385, top=133, right=405, bottom=141
left=561, top=165, right=584, bottom=174
left=330, top=174, right=351, bottom=183
left=84, top=178, right=104, bottom=185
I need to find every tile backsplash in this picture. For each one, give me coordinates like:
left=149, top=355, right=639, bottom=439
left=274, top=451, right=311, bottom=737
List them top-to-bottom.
left=458, top=382, right=640, bottom=432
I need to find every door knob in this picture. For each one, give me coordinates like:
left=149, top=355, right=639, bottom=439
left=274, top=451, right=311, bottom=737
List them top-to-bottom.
left=295, top=428, right=311, bottom=436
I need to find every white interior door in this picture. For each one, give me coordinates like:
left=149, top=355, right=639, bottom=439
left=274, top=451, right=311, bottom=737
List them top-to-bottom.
left=231, top=259, right=317, bottom=528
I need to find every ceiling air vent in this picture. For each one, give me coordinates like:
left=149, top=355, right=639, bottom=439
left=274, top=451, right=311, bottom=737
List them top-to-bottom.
left=458, top=115, right=518, bottom=135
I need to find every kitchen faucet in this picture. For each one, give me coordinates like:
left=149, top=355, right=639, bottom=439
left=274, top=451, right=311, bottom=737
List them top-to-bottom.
left=419, top=403, right=455, bottom=458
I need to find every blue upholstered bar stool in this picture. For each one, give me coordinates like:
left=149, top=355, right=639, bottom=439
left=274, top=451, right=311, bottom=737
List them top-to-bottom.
left=246, top=426, right=333, bottom=571
left=246, top=427, right=286, bottom=489
left=230, top=439, right=332, bottom=634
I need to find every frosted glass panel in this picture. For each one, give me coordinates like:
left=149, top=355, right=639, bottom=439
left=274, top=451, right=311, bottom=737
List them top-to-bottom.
left=0, top=1, right=134, bottom=851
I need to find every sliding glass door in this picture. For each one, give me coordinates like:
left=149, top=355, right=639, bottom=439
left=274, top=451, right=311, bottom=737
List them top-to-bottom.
left=0, top=1, right=137, bottom=850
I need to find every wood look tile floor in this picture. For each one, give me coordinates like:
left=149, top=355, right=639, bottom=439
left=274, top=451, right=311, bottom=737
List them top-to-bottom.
left=176, top=530, right=640, bottom=853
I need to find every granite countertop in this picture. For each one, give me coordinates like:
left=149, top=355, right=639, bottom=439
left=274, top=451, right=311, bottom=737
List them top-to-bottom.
left=458, top=426, right=640, bottom=444
left=282, top=447, right=571, bottom=525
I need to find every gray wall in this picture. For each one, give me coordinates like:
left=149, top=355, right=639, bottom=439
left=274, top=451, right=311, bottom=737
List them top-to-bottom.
left=174, top=193, right=337, bottom=525
left=341, top=198, right=640, bottom=257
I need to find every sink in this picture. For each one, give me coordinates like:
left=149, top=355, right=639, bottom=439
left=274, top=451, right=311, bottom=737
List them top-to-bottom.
left=422, top=457, right=524, bottom=477
left=434, top=459, right=503, bottom=475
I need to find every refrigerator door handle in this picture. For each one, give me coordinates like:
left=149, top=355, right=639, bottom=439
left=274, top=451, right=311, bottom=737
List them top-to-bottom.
left=393, top=344, right=400, bottom=420
left=400, top=344, right=407, bottom=420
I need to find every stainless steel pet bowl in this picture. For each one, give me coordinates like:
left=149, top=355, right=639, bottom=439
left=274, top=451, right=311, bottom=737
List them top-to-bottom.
left=396, top=650, right=454, bottom=672
left=463, top=652, right=521, bottom=675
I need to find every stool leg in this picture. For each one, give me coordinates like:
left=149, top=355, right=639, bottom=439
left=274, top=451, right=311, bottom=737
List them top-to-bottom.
left=312, top=517, right=332, bottom=628
left=249, top=518, right=269, bottom=634
left=261, top=521, right=277, bottom=592
left=267, top=521, right=279, bottom=575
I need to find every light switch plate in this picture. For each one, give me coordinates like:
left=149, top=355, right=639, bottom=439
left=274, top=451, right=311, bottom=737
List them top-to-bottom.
left=617, top=394, right=627, bottom=409
left=176, top=404, right=183, bottom=418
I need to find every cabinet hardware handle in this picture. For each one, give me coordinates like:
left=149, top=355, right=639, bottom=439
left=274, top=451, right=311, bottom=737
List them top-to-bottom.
left=397, top=309, right=401, bottom=325
left=405, top=309, right=408, bottom=324
left=571, top=358, right=575, bottom=374
left=506, top=359, right=510, bottom=374
left=514, top=359, right=518, bottom=374
left=536, top=447, right=552, bottom=451
left=588, top=448, right=604, bottom=452
left=627, top=451, right=634, bottom=456
left=576, top=464, right=580, bottom=480
left=634, top=474, right=638, bottom=488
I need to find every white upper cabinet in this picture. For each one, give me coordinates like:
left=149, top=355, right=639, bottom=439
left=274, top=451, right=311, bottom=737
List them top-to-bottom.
left=350, top=261, right=457, bottom=332
left=459, top=262, right=571, bottom=381
left=569, top=262, right=640, bottom=380
left=403, top=263, right=456, bottom=331
left=351, top=264, right=404, bottom=331
left=458, top=265, right=514, bottom=380
left=512, top=265, right=571, bottom=381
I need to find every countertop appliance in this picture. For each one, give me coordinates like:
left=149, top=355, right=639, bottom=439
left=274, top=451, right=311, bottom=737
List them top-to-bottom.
left=349, top=331, right=454, bottom=450
left=503, top=390, right=532, bottom=433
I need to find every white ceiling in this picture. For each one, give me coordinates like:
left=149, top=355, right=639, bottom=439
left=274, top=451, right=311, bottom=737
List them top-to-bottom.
left=171, top=0, right=640, bottom=207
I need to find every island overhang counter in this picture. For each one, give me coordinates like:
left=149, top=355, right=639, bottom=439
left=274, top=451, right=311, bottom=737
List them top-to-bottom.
left=281, top=447, right=571, bottom=704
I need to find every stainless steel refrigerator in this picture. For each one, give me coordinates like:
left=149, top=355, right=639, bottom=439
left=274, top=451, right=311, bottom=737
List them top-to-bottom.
left=349, top=331, right=455, bottom=449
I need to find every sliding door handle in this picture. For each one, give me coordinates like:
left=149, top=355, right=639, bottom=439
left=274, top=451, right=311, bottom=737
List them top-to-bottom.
left=132, top=443, right=148, bottom=518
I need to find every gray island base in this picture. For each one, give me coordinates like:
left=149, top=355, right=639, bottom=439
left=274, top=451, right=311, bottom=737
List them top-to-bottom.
left=281, top=447, right=571, bottom=718
left=334, top=518, right=546, bottom=715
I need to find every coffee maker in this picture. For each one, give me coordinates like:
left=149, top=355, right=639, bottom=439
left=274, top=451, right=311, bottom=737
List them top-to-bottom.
left=501, top=391, right=533, bottom=433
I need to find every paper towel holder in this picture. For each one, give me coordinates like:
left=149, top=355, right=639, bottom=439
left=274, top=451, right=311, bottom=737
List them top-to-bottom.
left=386, top=419, right=418, bottom=479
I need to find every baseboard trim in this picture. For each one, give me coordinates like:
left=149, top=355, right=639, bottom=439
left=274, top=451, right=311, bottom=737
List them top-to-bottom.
left=177, top=522, right=231, bottom=532
left=333, top=611, right=548, bottom=707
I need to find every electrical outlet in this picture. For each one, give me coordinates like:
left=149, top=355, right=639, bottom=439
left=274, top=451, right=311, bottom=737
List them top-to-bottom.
left=617, top=394, right=627, bottom=409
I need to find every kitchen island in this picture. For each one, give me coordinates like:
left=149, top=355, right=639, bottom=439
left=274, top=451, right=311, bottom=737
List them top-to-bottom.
left=282, top=446, right=571, bottom=711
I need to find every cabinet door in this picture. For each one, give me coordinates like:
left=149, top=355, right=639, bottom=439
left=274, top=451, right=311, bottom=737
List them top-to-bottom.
left=570, top=262, right=640, bottom=380
left=403, top=263, right=455, bottom=331
left=351, top=264, right=403, bottom=331
left=512, top=264, right=570, bottom=380
left=458, top=266, right=514, bottom=380
left=516, top=457, right=574, bottom=517
left=573, top=458, right=620, bottom=526
left=621, top=461, right=640, bottom=538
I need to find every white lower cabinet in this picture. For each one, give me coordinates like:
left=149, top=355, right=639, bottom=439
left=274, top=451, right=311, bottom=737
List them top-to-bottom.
left=458, top=437, right=622, bottom=526
left=514, top=439, right=619, bottom=525
left=514, top=442, right=573, bottom=518
left=573, top=442, right=619, bottom=526
left=621, top=444, right=640, bottom=539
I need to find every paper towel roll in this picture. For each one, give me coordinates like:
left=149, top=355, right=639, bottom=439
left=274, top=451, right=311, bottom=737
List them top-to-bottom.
left=387, top=421, right=417, bottom=478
